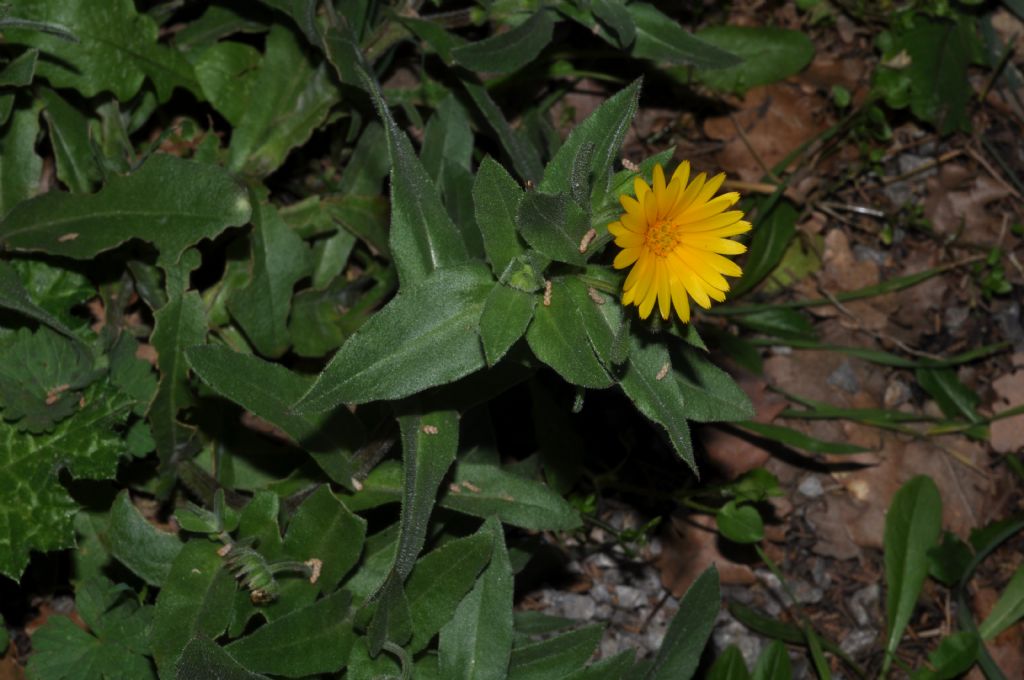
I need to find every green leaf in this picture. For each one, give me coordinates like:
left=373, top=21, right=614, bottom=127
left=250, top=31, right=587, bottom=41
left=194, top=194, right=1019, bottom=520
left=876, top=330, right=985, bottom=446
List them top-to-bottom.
left=2, top=0, right=197, bottom=100
left=592, top=0, right=636, bottom=48
left=628, top=3, right=741, bottom=69
left=452, top=11, right=555, bottom=74
left=400, top=16, right=468, bottom=63
left=874, top=16, right=983, bottom=134
left=227, top=25, right=339, bottom=176
left=693, top=27, right=815, bottom=95
left=193, top=41, right=262, bottom=127
left=0, top=48, right=38, bottom=87
left=356, top=59, right=469, bottom=287
left=539, top=79, right=641, bottom=201
left=463, top=83, right=544, bottom=185
left=38, top=87, right=101, bottom=194
left=421, top=93, right=473, bottom=182
left=0, top=98, right=43, bottom=216
left=0, top=153, right=251, bottom=267
left=474, top=156, right=527, bottom=276
left=516, top=191, right=592, bottom=267
left=730, top=198, right=797, bottom=298
left=228, top=199, right=312, bottom=358
left=7, top=258, right=94, bottom=333
left=294, top=263, right=492, bottom=411
left=526, top=278, right=612, bottom=389
left=480, top=284, right=536, bottom=366
left=149, top=291, right=207, bottom=471
left=731, top=308, right=816, bottom=341
left=0, top=325, right=95, bottom=433
left=618, top=336, right=694, bottom=470
left=185, top=345, right=362, bottom=486
left=673, top=345, right=754, bottom=423
left=916, top=367, right=981, bottom=423
left=0, top=381, right=134, bottom=580
left=392, top=410, right=459, bottom=581
left=739, top=421, right=871, bottom=455
left=445, top=462, right=582, bottom=531
left=882, top=475, right=943, bottom=677
left=281, top=486, right=367, bottom=592
left=108, top=491, right=182, bottom=587
left=716, top=501, right=764, bottom=544
left=439, top=519, right=514, bottom=680
left=407, top=530, right=494, bottom=652
left=927, top=532, right=973, bottom=587
left=151, top=541, right=237, bottom=678
left=646, top=565, right=720, bottom=680
left=979, top=566, right=1024, bottom=640
left=27, top=589, right=156, bottom=680
left=224, top=590, right=355, bottom=677
left=508, top=625, right=604, bottom=680
left=804, top=626, right=831, bottom=680
left=909, top=631, right=980, bottom=680
left=175, top=636, right=270, bottom=680
left=752, top=640, right=793, bottom=680
left=708, top=646, right=751, bottom=680
left=564, top=651, right=636, bottom=679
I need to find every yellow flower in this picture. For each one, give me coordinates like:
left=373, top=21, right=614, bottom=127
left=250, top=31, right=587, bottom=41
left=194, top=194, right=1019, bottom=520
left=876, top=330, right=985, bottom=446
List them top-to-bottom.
left=608, top=162, right=751, bottom=322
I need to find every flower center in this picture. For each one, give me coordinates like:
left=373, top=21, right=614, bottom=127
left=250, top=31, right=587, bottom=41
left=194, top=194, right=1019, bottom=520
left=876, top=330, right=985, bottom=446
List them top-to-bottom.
left=646, top=219, right=682, bottom=257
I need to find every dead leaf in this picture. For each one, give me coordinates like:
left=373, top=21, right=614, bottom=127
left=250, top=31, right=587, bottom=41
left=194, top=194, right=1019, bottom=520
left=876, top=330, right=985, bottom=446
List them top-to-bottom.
left=990, top=370, right=1024, bottom=454
left=702, top=379, right=787, bottom=479
left=656, top=513, right=756, bottom=597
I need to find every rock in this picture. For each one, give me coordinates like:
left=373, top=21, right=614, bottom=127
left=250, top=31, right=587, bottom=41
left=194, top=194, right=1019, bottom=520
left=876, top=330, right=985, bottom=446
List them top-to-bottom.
left=828, top=360, right=860, bottom=394
left=883, top=379, right=912, bottom=408
left=798, top=475, right=825, bottom=498
left=791, top=579, right=824, bottom=604
left=849, top=584, right=880, bottom=627
left=614, top=585, right=647, bottom=610
left=554, top=592, right=596, bottom=621
left=712, top=611, right=763, bottom=669
left=839, top=628, right=877, bottom=657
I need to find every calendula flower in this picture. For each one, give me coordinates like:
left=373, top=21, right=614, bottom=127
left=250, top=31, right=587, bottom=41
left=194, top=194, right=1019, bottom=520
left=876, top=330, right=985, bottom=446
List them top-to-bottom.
left=608, top=162, right=751, bottom=322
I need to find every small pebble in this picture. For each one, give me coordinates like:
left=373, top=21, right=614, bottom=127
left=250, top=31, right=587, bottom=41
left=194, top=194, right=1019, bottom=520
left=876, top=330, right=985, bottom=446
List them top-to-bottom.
left=798, top=475, right=825, bottom=498
left=840, top=628, right=877, bottom=657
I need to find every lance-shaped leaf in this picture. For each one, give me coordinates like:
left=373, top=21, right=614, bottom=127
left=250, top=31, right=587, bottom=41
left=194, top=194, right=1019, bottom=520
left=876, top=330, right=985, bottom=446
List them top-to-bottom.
left=2, top=0, right=197, bottom=101
left=628, top=3, right=741, bottom=69
left=452, top=10, right=555, bottom=74
left=227, top=25, right=339, bottom=176
left=355, top=59, right=469, bottom=287
left=538, top=79, right=641, bottom=200
left=462, top=81, right=543, bottom=185
left=38, top=87, right=101, bottom=194
left=0, top=99, right=43, bottom=216
left=0, top=153, right=251, bottom=267
left=474, top=156, right=528, bottom=276
left=516, top=191, right=591, bottom=266
left=228, top=199, right=311, bottom=358
left=0, top=260, right=79, bottom=341
left=294, top=263, right=492, bottom=411
left=526, top=278, right=612, bottom=389
left=479, top=284, right=536, bottom=366
left=149, top=292, right=207, bottom=470
left=618, top=335, right=694, bottom=470
left=185, top=345, right=362, bottom=486
left=0, top=381, right=135, bottom=581
left=367, top=409, right=459, bottom=654
left=883, top=476, right=942, bottom=677
left=108, top=490, right=182, bottom=587
left=439, top=519, right=514, bottom=680
left=406, top=530, right=493, bottom=652
left=152, top=541, right=237, bottom=677
left=646, top=565, right=720, bottom=679
left=224, top=590, right=355, bottom=677
left=176, top=636, right=270, bottom=680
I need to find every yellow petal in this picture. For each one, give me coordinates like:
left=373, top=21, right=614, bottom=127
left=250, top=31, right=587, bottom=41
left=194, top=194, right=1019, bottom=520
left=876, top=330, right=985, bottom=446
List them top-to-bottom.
left=670, top=161, right=691, bottom=188
left=669, top=172, right=706, bottom=217
left=692, top=172, right=726, bottom=207
left=633, top=177, right=651, bottom=203
left=644, top=188, right=658, bottom=226
left=676, top=192, right=738, bottom=224
left=620, top=194, right=642, bottom=215
left=679, top=210, right=746, bottom=232
left=620, top=212, right=647, bottom=233
left=699, top=220, right=753, bottom=238
left=614, top=230, right=645, bottom=249
left=683, top=236, right=747, bottom=255
left=613, top=247, right=641, bottom=268
left=673, top=248, right=730, bottom=292
left=624, top=253, right=653, bottom=296
left=657, top=259, right=672, bottom=320
left=638, top=275, right=658, bottom=319
left=670, top=278, right=691, bottom=322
